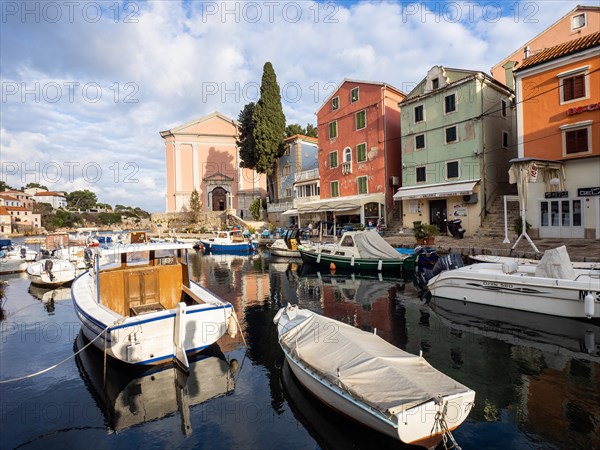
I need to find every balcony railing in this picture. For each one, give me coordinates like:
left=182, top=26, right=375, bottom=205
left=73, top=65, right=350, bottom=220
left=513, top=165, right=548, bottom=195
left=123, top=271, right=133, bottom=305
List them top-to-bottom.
left=341, top=161, right=352, bottom=175
left=295, top=168, right=319, bottom=183
left=294, top=195, right=320, bottom=207
left=267, top=201, right=294, bottom=213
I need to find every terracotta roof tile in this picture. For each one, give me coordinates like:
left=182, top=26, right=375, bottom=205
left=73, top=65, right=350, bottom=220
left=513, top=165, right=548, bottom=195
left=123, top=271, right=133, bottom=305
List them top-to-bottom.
left=517, top=32, right=600, bottom=71
left=33, top=191, right=65, bottom=197
left=0, top=194, right=20, bottom=201
left=0, top=206, right=9, bottom=215
left=5, top=206, right=30, bottom=212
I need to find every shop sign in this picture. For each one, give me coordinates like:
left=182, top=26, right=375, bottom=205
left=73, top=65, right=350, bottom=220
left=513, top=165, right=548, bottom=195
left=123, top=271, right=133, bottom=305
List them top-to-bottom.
left=566, top=102, right=600, bottom=116
left=578, top=186, right=600, bottom=197
left=544, top=191, right=568, bottom=199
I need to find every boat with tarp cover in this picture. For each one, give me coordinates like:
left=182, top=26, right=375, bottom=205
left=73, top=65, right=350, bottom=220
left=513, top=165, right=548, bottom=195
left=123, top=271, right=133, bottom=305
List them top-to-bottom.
left=298, top=230, right=408, bottom=272
left=274, top=305, right=475, bottom=448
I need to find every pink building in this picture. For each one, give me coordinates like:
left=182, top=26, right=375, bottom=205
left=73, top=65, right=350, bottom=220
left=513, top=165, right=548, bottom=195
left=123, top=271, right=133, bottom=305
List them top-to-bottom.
left=160, top=112, right=266, bottom=216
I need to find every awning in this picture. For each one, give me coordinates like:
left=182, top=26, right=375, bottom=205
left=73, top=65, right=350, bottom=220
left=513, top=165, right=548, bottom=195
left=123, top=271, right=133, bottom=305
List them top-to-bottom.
left=393, top=180, right=479, bottom=200
left=297, top=193, right=385, bottom=213
left=281, top=209, right=298, bottom=216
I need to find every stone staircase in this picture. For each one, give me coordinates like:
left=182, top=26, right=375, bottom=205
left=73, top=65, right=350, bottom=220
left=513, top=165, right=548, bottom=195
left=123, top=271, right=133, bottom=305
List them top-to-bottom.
left=477, top=195, right=521, bottom=238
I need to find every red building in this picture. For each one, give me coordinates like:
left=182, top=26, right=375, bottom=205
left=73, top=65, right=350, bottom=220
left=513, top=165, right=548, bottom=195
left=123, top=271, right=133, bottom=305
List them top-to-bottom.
left=300, top=80, right=405, bottom=228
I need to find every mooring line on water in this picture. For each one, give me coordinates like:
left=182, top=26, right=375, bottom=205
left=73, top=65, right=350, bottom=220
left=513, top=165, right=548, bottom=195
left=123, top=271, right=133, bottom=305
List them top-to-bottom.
left=0, top=321, right=118, bottom=384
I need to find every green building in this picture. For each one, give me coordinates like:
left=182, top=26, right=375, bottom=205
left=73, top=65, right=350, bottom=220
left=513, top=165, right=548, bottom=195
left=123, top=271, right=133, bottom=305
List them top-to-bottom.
left=394, top=66, right=516, bottom=236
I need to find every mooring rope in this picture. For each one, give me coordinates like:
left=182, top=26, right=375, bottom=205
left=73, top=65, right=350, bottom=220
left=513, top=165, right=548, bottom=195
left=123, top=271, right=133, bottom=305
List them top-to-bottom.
left=0, top=319, right=123, bottom=384
left=434, top=399, right=462, bottom=450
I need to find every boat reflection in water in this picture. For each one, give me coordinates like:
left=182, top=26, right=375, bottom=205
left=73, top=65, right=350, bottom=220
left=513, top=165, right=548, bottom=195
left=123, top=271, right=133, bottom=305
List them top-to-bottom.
left=27, top=284, right=72, bottom=314
left=428, top=296, right=600, bottom=362
left=74, top=332, right=236, bottom=435
left=280, top=359, right=418, bottom=450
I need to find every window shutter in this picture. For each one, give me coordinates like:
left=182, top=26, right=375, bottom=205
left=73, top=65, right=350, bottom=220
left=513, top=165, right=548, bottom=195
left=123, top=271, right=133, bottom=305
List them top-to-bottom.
left=573, top=75, right=585, bottom=99
left=576, top=129, right=588, bottom=152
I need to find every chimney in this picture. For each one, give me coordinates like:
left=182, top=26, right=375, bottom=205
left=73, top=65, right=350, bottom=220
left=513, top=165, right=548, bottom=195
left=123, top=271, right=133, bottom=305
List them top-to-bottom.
left=524, top=46, right=530, bottom=58
left=502, top=61, right=518, bottom=91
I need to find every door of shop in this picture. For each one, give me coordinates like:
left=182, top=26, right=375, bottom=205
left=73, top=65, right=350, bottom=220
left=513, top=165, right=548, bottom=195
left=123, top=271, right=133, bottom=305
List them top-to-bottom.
left=429, top=199, right=447, bottom=233
left=539, top=199, right=584, bottom=238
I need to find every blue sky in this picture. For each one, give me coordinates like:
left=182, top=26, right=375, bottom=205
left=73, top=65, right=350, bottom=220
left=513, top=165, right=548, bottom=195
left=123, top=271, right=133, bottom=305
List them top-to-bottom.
left=0, top=1, right=579, bottom=212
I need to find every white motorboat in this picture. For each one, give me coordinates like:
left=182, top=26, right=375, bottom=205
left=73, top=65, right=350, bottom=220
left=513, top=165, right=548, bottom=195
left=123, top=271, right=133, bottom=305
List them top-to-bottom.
left=69, top=227, right=100, bottom=246
left=267, top=227, right=308, bottom=258
left=200, top=229, right=257, bottom=254
left=0, top=239, right=38, bottom=274
left=71, top=242, right=236, bottom=366
left=428, top=246, right=600, bottom=319
left=470, top=254, right=599, bottom=270
left=27, top=258, right=77, bottom=287
left=274, top=305, right=475, bottom=448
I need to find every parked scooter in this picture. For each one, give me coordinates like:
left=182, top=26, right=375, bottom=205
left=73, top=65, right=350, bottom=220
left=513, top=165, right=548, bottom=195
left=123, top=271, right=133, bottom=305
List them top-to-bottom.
left=445, top=218, right=465, bottom=239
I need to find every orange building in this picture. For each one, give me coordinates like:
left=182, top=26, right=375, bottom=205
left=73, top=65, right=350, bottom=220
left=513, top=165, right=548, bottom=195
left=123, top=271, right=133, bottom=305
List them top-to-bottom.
left=492, top=5, right=600, bottom=86
left=514, top=32, right=600, bottom=239
left=307, top=80, right=405, bottom=227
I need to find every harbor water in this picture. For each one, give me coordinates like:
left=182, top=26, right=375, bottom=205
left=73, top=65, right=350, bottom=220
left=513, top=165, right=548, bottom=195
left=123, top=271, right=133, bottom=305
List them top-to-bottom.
left=1, top=250, right=599, bottom=449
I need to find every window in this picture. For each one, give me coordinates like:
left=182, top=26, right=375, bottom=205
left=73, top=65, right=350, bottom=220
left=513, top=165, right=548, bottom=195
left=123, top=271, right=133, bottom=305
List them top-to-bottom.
left=571, top=13, right=586, bottom=30
left=562, top=74, right=586, bottom=102
left=432, top=78, right=439, bottom=90
left=351, top=87, right=359, bottom=103
left=444, top=94, right=456, bottom=113
left=332, top=96, right=339, bottom=111
left=501, top=99, right=507, bottom=117
left=414, top=105, right=424, bottom=123
left=356, top=110, right=366, bottom=130
left=328, top=121, right=338, bottom=139
left=561, top=122, right=592, bottom=156
left=445, top=126, right=457, bottom=143
left=566, top=128, right=589, bottom=155
left=502, top=131, right=509, bottom=149
left=415, top=134, right=425, bottom=150
left=356, top=143, right=367, bottom=162
left=284, top=145, right=291, bottom=156
left=344, top=147, right=352, bottom=162
left=329, top=151, right=338, bottom=168
left=446, top=161, right=459, bottom=179
left=283, top=164, right=291, bottom=176
left=416, top=166, right=426, bottom=183
left=357, top=176, right=368, bottom=194
left=331, top=181, right=339, bottom=197
left=285, top=188, right=292, bottom=198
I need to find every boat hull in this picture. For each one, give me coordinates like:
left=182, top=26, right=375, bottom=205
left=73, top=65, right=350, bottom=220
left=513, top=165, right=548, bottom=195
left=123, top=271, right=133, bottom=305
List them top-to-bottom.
left=200, top=241, right=256, bottom=254
left=299, top=248, right=403, bottom=272
left=26, top=259, right=77, bottom=287
left=428, top=264, right=600, bottom=318
left=72, top=273, right=233, bottom=365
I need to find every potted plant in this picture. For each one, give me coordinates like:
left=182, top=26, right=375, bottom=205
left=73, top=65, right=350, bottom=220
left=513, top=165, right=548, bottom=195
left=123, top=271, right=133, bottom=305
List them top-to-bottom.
left=413, top=221, right=426, bottom=245
left=422, top=223, right=439, bottom=245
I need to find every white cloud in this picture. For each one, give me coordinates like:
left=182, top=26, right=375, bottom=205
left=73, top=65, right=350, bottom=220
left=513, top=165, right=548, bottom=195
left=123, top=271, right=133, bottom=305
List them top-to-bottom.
left=0, top=0, right=578, bottom=211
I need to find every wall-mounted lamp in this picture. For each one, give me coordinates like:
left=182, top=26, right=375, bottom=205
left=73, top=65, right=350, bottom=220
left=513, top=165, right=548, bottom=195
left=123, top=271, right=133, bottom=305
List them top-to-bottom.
left=549, top=177, right=560, bottom=186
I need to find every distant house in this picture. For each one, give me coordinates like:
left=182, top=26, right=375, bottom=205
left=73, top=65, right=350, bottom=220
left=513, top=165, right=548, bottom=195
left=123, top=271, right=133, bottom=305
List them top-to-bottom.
left=491, top=5, right=600, bottom=86
left=513, top=32, right=600, bottom=239
left=395, top=66, right=516, bottom=236
left=309, top=79, right=405, bottom=229
left=159, top=112, right=266, bottom=217
left=268, top=134, right=319, bottom=226
left=0, top=190, right=33, bottom=209
left=32, top=191, right=67, bottom=209
left=0, top=194, right=21, bottom=208
left=0, top=206, right=11, bottom=235
left=4, top=206, right=41, bottom=232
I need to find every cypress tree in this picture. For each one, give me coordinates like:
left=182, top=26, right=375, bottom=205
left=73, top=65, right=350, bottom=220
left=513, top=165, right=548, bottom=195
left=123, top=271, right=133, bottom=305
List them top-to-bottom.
left=252, top=62, right=286, bottom=175
left=237, top=102, right=256, bottom=169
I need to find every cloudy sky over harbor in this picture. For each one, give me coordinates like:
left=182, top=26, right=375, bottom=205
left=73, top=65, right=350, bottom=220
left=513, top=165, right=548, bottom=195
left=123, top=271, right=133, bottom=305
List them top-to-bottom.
left=0, top=0, right=579, bottom=212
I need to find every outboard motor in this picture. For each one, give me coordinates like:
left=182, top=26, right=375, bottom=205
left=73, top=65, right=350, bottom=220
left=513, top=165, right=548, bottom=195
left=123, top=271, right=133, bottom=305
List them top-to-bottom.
left=445, top=218, right=465, bottom=239
left=20, top=247, right=27, bottom=259
left=83, top=247, right=94, bottom=267
left=40, top=249, right=50, bottom=259
left=420, top=253, right=464, bottom=286
left=44, top=259, right=55, bottom=281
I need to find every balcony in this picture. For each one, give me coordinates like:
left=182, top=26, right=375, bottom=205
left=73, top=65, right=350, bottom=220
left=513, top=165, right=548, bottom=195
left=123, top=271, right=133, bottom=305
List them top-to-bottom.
left=341, top=161, right=352, bottom=175
left=295, top=168, right=319, bottom=183
left=294, top=195, right=320, bottom=207
left=267, top=201, right=294, bottom=213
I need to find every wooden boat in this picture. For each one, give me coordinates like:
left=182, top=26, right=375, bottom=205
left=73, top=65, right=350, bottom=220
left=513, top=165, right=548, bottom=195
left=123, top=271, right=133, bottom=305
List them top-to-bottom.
left=200, top=230, right=257, bottom=254
left=298, top=230, right=408, bottom=272
left=71, top=242, right=236, bottom=366
left=428, top=246, right=600, bottom=319
left=27, top=258, right=77, bottom=287
left=274, top=305, right=475, bottom=448
left=75, top=334, right=235, bottom=434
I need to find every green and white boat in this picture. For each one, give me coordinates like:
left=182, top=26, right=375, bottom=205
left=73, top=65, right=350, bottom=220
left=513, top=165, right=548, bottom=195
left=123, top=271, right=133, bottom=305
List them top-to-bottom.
left=298, top=230, right=408, bottom=273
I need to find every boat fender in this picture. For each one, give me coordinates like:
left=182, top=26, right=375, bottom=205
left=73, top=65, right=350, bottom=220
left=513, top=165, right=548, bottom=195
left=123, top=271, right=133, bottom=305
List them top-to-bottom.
left=330, top=262, right=336, bottom=271
left=585, top=292, right=595, bottom=319
left=273, top=308, right=284, bottom=325
left=227, top=314, right=238, bottom=338
left=584, top=330, right=595, bottom=354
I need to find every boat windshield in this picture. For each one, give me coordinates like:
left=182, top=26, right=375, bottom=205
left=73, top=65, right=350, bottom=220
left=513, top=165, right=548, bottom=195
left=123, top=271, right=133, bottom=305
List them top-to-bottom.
left=340, top=235, right=354, bottom=247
